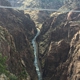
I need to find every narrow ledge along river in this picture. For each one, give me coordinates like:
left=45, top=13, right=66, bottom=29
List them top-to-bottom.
left=32, top=28, right=42, bottom=80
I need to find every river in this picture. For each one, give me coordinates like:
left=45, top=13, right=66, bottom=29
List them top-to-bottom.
left=32, top=28, right=42, bottom=80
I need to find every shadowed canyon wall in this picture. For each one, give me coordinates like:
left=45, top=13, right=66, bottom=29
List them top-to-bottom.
left=0, top=5, right=38, bottom=80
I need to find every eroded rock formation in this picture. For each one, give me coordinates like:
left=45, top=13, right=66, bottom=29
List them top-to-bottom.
left=0, top=7, right=38, bottom=80
left=37, top=8, right=80, bottom=80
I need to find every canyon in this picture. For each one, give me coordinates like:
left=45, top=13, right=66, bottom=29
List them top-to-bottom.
left=0, top=0, right=80, bottom=80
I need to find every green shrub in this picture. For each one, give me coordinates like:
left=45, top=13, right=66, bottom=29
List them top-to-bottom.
left=0, top=53, right=7, bottom=75
left=9, top=74, right=18, bottom=80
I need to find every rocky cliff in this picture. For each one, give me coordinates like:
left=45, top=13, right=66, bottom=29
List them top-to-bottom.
left=0, top=0, right=80, bottom=80
left=7, top=0, right=64, bottom=29
left=7, top=0, right=63, bottom=9
left=0, top=5, right=38, bottom=80
left=37, top=7, right=80, bottom=80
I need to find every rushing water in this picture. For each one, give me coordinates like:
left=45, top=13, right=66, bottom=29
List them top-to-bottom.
left=32, top=28, right=42, bottom=80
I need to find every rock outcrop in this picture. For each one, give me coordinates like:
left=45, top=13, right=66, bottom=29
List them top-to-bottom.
left=0, top=0, right=80, bottom=80
left=7, top=0, right=64, bottom=29
left=0, top=7, right=38, bottom=80
left=37, top=8, right=80, bottom=80
left=67, top=31, right=80, bottom=80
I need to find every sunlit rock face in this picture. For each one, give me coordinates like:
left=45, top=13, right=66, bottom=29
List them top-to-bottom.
left=7, top=0, right=63, bottom=9
left=7, top=0, right=64, bottom=29
left=7, top=0, right=40, bottom=8
left=37, top=8, right=80, bottom=80
left=67, top=31, right=80, bottom=80
left=0, top=74, right=8, bottom=80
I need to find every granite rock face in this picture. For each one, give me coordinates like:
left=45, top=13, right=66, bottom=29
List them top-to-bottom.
left=0, top=0, right=80, bottom=80
left=0, top=8, right=38, bottom=80
left=37, top=8, right=80, bottom=80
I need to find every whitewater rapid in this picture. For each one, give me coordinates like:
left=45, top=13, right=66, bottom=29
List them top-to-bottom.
left=32, top=28, right=42, bottom=80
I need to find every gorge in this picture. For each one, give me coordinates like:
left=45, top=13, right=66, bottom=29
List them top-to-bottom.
left=0, top=0, right=80, bottom=80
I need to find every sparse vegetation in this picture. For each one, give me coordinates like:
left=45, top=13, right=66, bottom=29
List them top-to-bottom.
left=0, top=53, right=8, bottom=75
left=0, top=53, right=18, bottom=80
left=8, top=74, right=18, bottom=80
